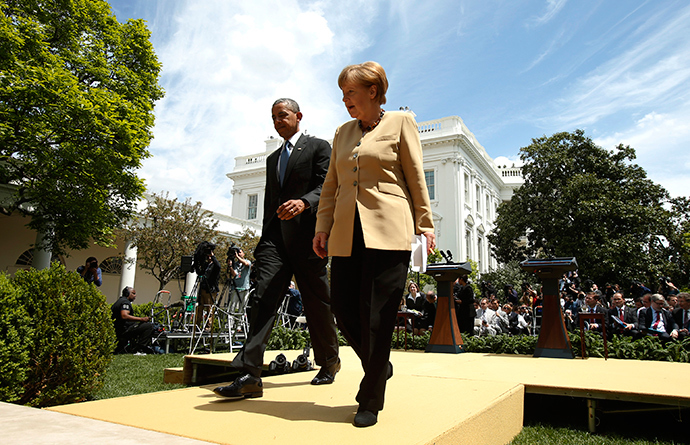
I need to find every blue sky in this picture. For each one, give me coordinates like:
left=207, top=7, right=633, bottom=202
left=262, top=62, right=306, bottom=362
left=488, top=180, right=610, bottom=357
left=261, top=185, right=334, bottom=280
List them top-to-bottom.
left=108, top=0, right=690, bottom=216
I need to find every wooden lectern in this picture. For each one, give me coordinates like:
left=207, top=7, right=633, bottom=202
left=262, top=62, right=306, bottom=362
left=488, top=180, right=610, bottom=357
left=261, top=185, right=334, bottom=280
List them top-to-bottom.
left=520, top=257, right=578, bottom=359
left=423, top=262, right=472, bottom=353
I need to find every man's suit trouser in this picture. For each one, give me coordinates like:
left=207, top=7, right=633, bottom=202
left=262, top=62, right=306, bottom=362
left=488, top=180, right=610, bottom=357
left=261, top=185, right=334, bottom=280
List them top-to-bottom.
left=330, top=211, right=410, bottom=412
left=231, top=224, right=339, bottom=377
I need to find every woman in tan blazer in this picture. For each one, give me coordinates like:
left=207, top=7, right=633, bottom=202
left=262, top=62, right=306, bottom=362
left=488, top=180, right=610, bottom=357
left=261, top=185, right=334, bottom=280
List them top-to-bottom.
left=313, top=61, right=435, bottom=427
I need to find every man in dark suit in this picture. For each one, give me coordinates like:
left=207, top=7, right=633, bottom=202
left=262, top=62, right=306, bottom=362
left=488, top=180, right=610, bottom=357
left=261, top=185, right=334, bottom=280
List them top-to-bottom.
left=214, top=98, right=340, bottom=399
left=453, top=275, right=475, bottom=334
left=575, top=292, right=606, bottom=333
left=607, top=292, right=640, bottom=340
left=671, top=292, right=690, bottom=340
left=638, top=294, right=678, bottom=343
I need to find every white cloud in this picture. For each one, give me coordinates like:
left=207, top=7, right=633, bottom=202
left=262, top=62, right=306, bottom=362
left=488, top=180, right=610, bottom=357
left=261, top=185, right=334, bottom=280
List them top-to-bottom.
left=138, top=0, right=375, bottom=216
left=528, top=0, right=568, bottom=27
left=543, top=4, right=690, bottom=129
left=594, top=108, right=690, bottom=198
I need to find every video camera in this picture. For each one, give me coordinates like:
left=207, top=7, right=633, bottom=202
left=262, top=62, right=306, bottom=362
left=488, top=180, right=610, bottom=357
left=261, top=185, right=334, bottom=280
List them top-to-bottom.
left=227, top=243, right=241, bottom=269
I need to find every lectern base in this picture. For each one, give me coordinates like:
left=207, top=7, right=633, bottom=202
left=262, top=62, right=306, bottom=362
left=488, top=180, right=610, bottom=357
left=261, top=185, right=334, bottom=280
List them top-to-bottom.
left=425, top=344, right=464, bottom=354
left=534, top=347, right=574, bottom=359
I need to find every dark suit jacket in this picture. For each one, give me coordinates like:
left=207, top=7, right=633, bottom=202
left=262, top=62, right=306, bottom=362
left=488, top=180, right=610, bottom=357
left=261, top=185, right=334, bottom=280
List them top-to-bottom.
left=263, top=134, right=331, bottom=251
left=575, top=305, right=606, bottom=332
left=607, top=305, right=638, bottom=331
left=638, top=307, right=678, bottom=334
left=672, top=308, right=690, bottom=331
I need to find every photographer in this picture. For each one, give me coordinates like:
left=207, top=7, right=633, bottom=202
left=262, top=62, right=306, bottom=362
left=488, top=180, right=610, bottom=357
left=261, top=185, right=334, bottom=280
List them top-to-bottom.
left=193, top=241, right=221, bottom=330
left=228, top=246, right=252, bottom=313
left=77, top=256, right=102, bottom=287
left=658, top=277, right=679, bottom=297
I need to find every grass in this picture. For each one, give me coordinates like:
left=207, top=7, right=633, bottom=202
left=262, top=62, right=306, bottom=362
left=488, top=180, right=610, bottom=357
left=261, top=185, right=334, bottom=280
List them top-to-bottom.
left=92, top=353, right=186, bottom=400
left=94, top=354, right=688, bottom=444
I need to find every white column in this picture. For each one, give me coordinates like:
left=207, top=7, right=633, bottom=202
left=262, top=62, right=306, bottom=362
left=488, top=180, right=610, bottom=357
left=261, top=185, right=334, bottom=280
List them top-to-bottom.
left=31, top=230, right=52, bottom=270
left=118, top=239, right=138, bottom=291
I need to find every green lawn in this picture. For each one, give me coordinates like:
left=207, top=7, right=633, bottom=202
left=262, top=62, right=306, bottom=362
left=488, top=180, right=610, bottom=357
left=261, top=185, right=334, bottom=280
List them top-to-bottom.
left=95, top=354, right=687, bottom=444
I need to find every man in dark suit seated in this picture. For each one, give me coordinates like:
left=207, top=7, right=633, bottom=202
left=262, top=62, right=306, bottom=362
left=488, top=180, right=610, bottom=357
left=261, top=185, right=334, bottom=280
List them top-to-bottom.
left=214, top=98, right=340, bottom=400
left=418, top=290, right=437, bottom=333
left=575, top=292, right=606, bottom=333
left=607, top=292, right=640, bottom=340
left=671, top=292, right=690, bottom=340
left=638, top=294, right=679, bottom=343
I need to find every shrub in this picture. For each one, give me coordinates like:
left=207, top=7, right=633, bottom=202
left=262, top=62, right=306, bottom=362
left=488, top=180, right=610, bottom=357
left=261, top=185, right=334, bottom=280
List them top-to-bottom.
left=8, top=263, right=116, bottom=407
left=0, top=274, right=33, bottom=403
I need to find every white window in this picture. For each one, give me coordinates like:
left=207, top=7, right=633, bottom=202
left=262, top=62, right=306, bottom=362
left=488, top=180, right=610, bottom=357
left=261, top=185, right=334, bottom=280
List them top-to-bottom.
left=424, top=170, right=435, bottom=200
left=464, top=174, right=470, bottom=202
left=475, top=185, right=480, bottom=210
left=247, top=194, right=258, bottom=220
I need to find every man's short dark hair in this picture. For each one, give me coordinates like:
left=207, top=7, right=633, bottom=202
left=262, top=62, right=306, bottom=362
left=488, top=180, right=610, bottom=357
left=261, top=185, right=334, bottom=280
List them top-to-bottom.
left=272, top=98, right=300, bottom=113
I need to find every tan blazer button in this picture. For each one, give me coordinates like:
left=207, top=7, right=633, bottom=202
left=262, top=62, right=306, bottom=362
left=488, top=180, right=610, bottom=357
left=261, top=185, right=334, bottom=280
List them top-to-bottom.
left=353, top=167, right=357, bottom=172
left=353, top=181, right=358, bottom=186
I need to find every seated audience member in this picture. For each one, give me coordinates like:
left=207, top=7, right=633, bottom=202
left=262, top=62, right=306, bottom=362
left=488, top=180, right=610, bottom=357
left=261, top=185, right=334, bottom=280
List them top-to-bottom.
left=77, top=256, right=102, bottom=287
left=405, top=282, right=424, bottom=311
left=112, top=287, right=155, bottom=354
left=418, top=290, right=437, bottom=333
left=571, top=291, right=585, bottom=314
left=575, top=292, right=606, bottom=333
left=607, top=292, right=640, bottom=339
left=672, top=292, right=690, bottom=340
left=636, top=293, right=652, bottom=317
left=638, top=294, right=679, bottom=343
left=667, top=294, right=678, bottom=311
left=474, top=298, right=499, bottom=336
left=490, top=298, right=510, bottom=334
left=505, top=303, right=528, bottom=335
left=518, top=305, right=533, bottom=328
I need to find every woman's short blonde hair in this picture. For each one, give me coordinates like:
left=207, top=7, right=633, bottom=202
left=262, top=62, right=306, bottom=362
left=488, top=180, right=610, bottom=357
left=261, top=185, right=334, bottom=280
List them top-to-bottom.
left=338, top=61, right=388, bottom=105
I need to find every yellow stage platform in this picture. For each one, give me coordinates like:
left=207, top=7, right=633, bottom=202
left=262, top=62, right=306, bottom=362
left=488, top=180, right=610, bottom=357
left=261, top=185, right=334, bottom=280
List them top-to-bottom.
left=45, top=347, right=690, bottom=445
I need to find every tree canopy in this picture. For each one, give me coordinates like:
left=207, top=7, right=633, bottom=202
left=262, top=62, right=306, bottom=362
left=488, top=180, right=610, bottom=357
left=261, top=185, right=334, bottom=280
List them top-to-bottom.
left=0, top=0, right=163, bottom=254
left=488, top=129, right=682, bottom=287
left=124, top=193, right=262, bottom=291
left=124, top=194, right=220, bottom=291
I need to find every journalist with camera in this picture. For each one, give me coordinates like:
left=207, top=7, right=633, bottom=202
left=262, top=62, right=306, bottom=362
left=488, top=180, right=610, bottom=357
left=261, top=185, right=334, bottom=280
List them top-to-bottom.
left=193, top=241, right=221, bottom=330
left=227, top=245, right=252, bottom=311
left=77, top=256, right=102, bottom=287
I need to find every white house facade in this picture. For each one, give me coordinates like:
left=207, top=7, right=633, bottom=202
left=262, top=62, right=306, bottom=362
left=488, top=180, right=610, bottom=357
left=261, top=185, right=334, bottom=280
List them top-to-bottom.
left=226, top=113, right=523, bottom=274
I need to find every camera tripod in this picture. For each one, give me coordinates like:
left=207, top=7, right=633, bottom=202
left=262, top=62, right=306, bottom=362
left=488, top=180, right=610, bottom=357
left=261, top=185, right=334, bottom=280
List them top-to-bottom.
left=189, top=276, right=251, bottom=354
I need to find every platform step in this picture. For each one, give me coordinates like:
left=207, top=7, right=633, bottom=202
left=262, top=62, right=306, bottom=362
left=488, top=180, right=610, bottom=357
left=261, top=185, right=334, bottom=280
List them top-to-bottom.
left=163, top=367, right=184, bottom=384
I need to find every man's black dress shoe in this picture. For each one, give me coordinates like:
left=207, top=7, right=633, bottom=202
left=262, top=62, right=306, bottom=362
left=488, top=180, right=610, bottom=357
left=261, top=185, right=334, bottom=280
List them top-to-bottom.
left=311, top=358, right=341, bottom=385
left=213, top=373, right=263, bottom=399
left=353, top=409, right=378, bottom=427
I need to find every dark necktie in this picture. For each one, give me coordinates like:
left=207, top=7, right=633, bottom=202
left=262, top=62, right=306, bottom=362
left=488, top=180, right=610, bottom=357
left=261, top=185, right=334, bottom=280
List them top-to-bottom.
left=279, top=141, right=291, bottom=186
left=684, top=310, right=688, bottom=327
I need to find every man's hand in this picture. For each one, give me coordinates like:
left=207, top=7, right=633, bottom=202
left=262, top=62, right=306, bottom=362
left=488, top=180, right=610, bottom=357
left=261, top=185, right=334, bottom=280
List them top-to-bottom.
left=277, top=199, right=307, bottom=220
left=313, top=232, right=328, bottom=259
left=671, top=329, right=679, bottom=339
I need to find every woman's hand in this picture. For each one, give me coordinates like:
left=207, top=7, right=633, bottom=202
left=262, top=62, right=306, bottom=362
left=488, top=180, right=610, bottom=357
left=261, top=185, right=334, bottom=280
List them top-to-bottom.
left=313, top=232, right=329, bottom=259
left=423, top=232, right=436, bottom=255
